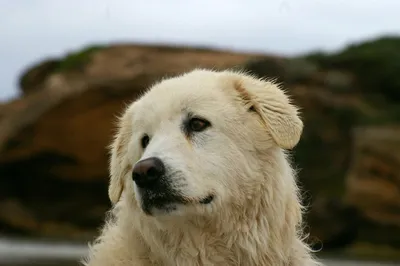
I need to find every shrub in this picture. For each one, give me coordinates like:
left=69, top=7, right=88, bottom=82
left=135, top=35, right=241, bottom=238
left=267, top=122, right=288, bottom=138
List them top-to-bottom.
left=306, top=36, right=400, bottom=102
left=55, top=45, right=104, bottom=71
left=283, top=58, right=318, bottom=84
left=323, top=71, right=353, bottom=92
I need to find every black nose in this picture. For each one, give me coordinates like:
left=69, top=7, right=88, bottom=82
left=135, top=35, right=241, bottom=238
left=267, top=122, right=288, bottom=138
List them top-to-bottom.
left=132, top=157, right=165, bottom=188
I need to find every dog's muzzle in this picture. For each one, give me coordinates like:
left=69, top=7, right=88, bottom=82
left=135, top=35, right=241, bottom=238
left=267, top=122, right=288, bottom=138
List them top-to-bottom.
left=132, top=157, right=215, bottom=215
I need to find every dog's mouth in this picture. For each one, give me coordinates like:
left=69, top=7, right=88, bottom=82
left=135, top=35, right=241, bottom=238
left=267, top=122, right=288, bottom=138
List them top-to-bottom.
left=138, top=189, right=215, bottom=215
left=139, top=190, right=180, bottom=215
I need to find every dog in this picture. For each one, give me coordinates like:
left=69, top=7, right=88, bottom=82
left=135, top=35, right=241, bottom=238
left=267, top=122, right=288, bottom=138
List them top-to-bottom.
left=83, top=69, right=322, bottom=266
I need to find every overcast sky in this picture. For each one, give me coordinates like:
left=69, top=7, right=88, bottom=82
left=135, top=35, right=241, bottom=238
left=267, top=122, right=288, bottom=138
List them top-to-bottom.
left=1, top=0, right=400, bottom=101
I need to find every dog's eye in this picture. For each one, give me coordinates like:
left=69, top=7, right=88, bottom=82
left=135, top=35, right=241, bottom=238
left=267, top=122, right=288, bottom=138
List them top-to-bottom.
left=189, top=118, right=211, bottom=132
left=141, top=134, right=150, bottom=149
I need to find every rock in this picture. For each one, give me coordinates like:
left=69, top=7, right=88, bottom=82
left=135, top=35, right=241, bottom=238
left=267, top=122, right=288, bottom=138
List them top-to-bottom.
left=344, top=126, right=400, bottom=247
left=307, top=197, right=359, bottom=250
left=0, top=199, right=38, bottom=232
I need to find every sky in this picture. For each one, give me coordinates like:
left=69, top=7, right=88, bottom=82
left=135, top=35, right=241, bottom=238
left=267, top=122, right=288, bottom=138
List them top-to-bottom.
left=1, top=0, right=400, bottom=101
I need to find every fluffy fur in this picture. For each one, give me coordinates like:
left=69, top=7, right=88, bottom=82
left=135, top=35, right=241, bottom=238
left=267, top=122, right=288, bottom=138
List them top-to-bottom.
left=82, top=69, right=322, bottom=266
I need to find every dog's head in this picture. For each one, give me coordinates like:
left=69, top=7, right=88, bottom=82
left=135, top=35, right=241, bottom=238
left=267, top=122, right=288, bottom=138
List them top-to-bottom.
left=108, top=69, right=303, bottom=217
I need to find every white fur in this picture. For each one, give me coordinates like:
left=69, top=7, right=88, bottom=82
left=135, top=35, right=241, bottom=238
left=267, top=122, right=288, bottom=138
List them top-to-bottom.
left=82, top=69, right=322, bottom=266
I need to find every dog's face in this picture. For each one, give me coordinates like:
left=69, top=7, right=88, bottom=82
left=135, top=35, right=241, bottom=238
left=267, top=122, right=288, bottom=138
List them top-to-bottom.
left=108, top=69, right=303, bottom=217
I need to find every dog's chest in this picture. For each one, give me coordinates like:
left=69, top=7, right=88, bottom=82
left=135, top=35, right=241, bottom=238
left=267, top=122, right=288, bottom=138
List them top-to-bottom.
left=144, top=231, right=241, bottom=266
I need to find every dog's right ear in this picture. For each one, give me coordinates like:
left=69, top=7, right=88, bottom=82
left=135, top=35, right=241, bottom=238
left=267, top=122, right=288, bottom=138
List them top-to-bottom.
left=228, top=71, right=303, bottom=150
left=108, top=111, right=133, bottom=204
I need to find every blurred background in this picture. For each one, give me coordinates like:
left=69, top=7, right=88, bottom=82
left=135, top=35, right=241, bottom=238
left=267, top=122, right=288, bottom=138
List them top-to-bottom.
left=1, top=1, right=400, bottom=265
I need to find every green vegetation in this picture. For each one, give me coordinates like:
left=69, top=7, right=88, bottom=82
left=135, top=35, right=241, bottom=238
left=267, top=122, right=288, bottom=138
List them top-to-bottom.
left=305, top=36, right=400, bottom=102
left=54, top=45, right=105, bottom=71
left=283, top=58, right=318, bottom=84
left=323, top=71, right=353, bottom=92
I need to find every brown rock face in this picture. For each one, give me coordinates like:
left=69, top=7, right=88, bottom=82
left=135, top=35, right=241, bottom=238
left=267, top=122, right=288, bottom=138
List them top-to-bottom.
left=345, top=126, right=400, bottom=247
left=346, top=126, right=400, bottom=225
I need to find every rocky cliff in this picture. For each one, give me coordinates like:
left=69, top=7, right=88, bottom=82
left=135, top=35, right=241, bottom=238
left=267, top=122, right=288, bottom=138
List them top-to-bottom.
left=1, top=37, right=400, bottom=258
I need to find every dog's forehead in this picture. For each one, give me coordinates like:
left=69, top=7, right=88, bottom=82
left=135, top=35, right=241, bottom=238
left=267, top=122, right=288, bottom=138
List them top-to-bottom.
left=133, top=71, right=232, bottom=119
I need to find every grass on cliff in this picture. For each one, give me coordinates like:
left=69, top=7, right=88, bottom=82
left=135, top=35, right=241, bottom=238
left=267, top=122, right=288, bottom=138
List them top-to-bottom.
left=54, top=45, right=105, bottom=71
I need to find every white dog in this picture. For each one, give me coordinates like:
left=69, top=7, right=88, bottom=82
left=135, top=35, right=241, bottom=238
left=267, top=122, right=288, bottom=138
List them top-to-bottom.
left=83, top=69, right=322, bottom=266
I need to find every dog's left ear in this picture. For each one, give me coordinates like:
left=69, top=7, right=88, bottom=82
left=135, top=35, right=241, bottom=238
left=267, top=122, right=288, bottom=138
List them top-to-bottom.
left=231, top=73, right=303, bottom=149
left=108, top=111, right=133, bottom=204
